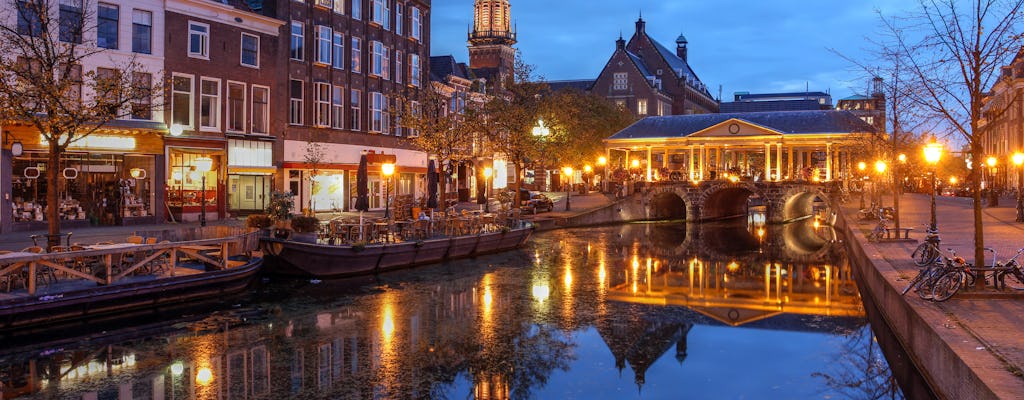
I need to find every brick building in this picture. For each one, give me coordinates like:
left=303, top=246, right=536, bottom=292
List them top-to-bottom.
left=980, top=48, right=1024, bottom=190
left=835, top=77, right=886, bottom=134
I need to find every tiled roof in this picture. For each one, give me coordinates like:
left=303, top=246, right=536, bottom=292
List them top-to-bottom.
left=649, top=37, right=694, bottom=80
left=625, top=50, right=653, bottom=77
left=430, top=55, right=472, bottom=82
left=546, top=79, right=595, bottom=92
left=607, top=110, right=877, bottom=140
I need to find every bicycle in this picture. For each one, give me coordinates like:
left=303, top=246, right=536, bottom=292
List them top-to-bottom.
left=866, top=216, right=888, bottom=242
left=911, top=225, right=941, bottom=266
left=902, top=245, right=973, bottom=301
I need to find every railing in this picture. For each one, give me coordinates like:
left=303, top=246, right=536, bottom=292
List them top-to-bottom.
left=0, top=230, right=260, bottom=296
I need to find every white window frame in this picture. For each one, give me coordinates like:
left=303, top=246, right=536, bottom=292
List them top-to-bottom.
left=315, top=0, right=331, bottom=8
left=332, top=0, right=345, bottom=14
left=352, top=0, right=361, bottom=20
left=395, top=3, right=403, bottom=36
left=410, top=7, right=420, bottom=41
left=131, top=9, right=152, bottom=54
left=188, top=21, right=210, bottom=59
left=290, top=21, right=304, bottom=61
left=315, top=25, right=332, bottom=65
left=332, top=32, right=344, bottom=69
left=240, top=33, right=260, bottom=68
left=351, top=36, right=361, bottom=73
left=371, top=40, right=383, bottom=77
left=383, top=45, right=390, bottom=80
left=395, top=49, right=402, bottom=84
left=409, top=53, right=420, bottom=87
left=613, top=72, right=627, bottom=90
left=171, top=73, right=194, bottom=129
left=199, top=77, right=222, bottom=131
left=289, top=79, right=303, bottom=125
left=226, top=81, right=246, bottom=133
left=314, top=82, right=330, bottom=127
left=251, top=85, right=270, bottom=134
left=331, top=85, right=344, bottom=129
left=350, top=89, right=361, bottom=131
left=371, top=92, right=384, bottom=133
left=637, top=98, right=648, bottom=115
left=408, top=100, right=419, bottom=137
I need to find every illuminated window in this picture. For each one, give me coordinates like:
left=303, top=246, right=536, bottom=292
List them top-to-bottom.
left=637, top=98, right=648, bottom=115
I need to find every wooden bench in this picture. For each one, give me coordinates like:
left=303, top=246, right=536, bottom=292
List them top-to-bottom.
left=884, top=227, right=914, bottom=239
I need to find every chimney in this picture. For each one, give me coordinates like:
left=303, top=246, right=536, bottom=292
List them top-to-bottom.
left=635, top=17, right=645, bottom=35
left=675, top=34, right=688, bottom=62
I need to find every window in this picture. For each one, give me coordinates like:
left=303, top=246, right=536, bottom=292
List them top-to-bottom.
left=16, top=0, right=42, bottom=37
left=59, top=0, right=83, bottom=43
left=315, top=0, right=331, bottom=8
left=332, top=0, right=345, bottom=14
left=352, top=0, right=361, bottom=20
left=370, top=0, right=389, bottom=30
left=97, top=3, right=118, bottom=49
left=395, top=3, right=403, bottom=35
left=410, top=7, right=421, bottom=40
left=131, top=9, right=152, bottom=54
left=290, top=21, right=304, bottom=61
left=188, top=22, right=210, bottom=59
left=315, top=25, right=331, bottom=65
left=241, top=33, right=259, bottom=67
left=330, top=33, right=345, bottom=69
left=351, top=37, right=361, bottom=73
left=371, top=41, right=384, bottom=77
left=383, top=45, right=390, bottom=80
left=395, top=50, right=402, bottom=84
left=409, top=53, right=420, bottom=87
left=66, top=64, right=82, bottom=106
left=95, top=67, right=119, bottom=100
left=131, top=72, right=151, bottom=120
left=613, top=72, right=627, bottom=91
left=171, top=74, right=194, bottom=128
left=200, top=78, right=221, bottom=130
left=289, top=79, right=303, bottom=125
left=227, top=82, right=245, bottom=132
left=314, top=82, right=330, bottom=127
left=251, top=85, right=269, bottom=134
left=331, top=85, right=344, bottom=129
left=350, top=89, right=361, bottom=131
left=371, top=92, right=385, bottom=133
left=637, top=98, right=648, bottom=115
left=407, top=101, right=419, bottom=137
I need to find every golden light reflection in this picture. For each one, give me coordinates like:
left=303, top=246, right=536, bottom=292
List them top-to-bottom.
left=564, top=270, right=573, bottom=288
left=532, top=284, right=550, bottom=302
left=483, top=287, right=493, bottom=309
left=382, top=304, right=395, bottom=339
left=171, top=362, right=184, bottom=376
left=196, top=367, right=213, bottom=386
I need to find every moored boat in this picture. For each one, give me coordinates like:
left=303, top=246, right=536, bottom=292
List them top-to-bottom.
left=261, top=222, right=534, bottom=278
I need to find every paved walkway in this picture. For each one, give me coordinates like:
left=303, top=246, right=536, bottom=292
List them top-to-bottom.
left=845, top=193, right=1024, bottom=397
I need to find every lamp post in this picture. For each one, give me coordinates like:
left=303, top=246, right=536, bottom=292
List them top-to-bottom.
left=924, top=142, right=943, bottom=230
left=1014, top=152, right=1024, bottom=222
left=194, top=156, right=213, bottom=227
left=597, top=156, right=607, bottom=192
left=987, top=156, right=999, bottom=206
left=874, top=160, right=886, bottom=209
left=858, top=161, right=866, bottom=209
left=382, top=162, right=395, bottom=219
left=562, top=166, right=573, bottom=211
left=483, top=167, right=493, bottom=213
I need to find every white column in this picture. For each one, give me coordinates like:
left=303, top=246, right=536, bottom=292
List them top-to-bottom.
left=764, top=143, right=771, bottom=181
left=775, top=143, right=782, bottom=181
left=825, top=143, right=833, bottom=181
left=646, top=146, right=653, bottom=181
left=689, top=146, right=695, bottom=180
left=663, top=148, right=669, bottom=168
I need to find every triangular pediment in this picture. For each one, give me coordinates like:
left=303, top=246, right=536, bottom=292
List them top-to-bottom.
left=689, top=119, right=783, bottom=138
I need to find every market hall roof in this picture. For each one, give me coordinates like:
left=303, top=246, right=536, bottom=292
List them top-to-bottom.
left=606, top=110, right=877, bottom=141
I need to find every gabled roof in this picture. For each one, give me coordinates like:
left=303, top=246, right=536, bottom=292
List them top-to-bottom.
left=649, top=37, right=695, bottom=80
left=625, top=50, right=654, bottom=78
left=430, top=55, right=473, bottom=83
left=546, top=79, right=595, bottom=92
left=607, top=110, right=877, bottom=140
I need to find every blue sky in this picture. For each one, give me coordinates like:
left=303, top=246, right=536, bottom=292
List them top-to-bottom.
left=430, top=0, right=918, bottom=101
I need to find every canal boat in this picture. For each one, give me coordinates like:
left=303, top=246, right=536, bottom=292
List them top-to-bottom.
left=261, top=222, right=534, bottom=278
left=0, top=231, right=263, bottom=332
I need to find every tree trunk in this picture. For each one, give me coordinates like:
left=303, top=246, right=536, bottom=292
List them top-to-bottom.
left=972, top=141, right=986, bottom=289
left=46, top=145, right=61, bottom=250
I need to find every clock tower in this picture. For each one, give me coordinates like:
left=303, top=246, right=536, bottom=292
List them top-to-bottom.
left=468, top=0, right=517, bottom=86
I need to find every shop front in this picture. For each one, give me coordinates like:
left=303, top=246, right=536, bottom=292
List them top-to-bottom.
left=1, top=124, right=165, bottom=233
left=165, top=138, right=225, bottom=223
left=226, top=138, right=275, bottom=215
left=282, top=141, right=428, bottom=214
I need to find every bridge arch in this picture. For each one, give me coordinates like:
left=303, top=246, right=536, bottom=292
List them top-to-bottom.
left=696, top=181, right=764, bottom=221
left=780, top=187, right=830, bottom=222
left=649, top=190, right=688, bottom=220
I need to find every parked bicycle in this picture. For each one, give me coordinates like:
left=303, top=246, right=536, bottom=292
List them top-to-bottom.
left=866, top=216, right=889, bottom=242
left=911, top=225, right=941, bottom=266
left=901, top=245, right=975, bottom=301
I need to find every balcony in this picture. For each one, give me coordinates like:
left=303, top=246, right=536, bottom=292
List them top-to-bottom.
left=468, top=30, right=517, bottom=44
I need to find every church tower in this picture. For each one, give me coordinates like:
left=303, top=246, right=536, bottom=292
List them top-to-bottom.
left=468, top=0, right=517, bottom=85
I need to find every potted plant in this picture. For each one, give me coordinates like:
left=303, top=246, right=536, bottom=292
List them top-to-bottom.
left=266, top=191, right=295, bottom=239
left=245, top=213, right=273, bottom=236
left=289, top=215, right=321, bottom=244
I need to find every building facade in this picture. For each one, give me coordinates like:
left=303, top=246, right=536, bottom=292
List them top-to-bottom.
left=1, top=0, right=168, bottom=233
left=163, top=0, right=284, bottom=222
left=980, top=48, right=1024, bottom=190
left=835, top=77, right=886, bottom=134
left=720, top=91, right=833, bottom=113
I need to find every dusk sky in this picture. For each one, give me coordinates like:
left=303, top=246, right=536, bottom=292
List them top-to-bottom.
left=431, top=0, right=919, bottom=102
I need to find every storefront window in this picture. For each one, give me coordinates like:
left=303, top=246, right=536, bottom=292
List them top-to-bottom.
left=167, top=151, right=220, bottom=208
left=11, top=152, right=154, bottom=225
left=310, top=172, right=346, bottom=211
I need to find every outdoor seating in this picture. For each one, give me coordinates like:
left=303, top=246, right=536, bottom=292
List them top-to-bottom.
left=126, top=235, right=144, bottom=244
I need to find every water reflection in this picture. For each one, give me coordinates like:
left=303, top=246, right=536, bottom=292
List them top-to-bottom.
left=0, top=220, right=901, bottom=399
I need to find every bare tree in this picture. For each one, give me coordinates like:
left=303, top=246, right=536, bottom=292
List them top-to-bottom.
left=0, top=0, right=161, bottom=247
left=878, top=0, right=1023, bottom=278
left=303, top=140, right=325, bottom=214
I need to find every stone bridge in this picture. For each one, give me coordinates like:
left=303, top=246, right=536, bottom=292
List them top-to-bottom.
left=640, top=180, right=831, bottom=223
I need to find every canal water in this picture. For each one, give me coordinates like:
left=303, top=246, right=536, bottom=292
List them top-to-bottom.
left=0, top=219, right=910, bottom=399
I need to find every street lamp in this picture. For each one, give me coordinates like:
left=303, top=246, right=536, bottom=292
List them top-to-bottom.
left=532, top=119, right=550, bottom=138
left=923, top=142, right=943, bottom=230
left=1013, top=152, right=1024, bottom=222
left=987, top=155, right=999, bottom=206
left=194, top=156, right=213, bottom=227
left=597, top=156, right=607, bottom=192
left=875, top=160, right=886, bottom=208
left=858, top=161, right=867, bottom=209
left=382, top=162, right=395, bottom=219
left=583, top=165, right=592, bottom=193
left=562, top=166, right=573, bottom=211
left=483, top=167, right=493, bottom=213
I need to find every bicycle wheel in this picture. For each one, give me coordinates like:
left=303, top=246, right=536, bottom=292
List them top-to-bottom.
left=913, top=243, right=937, bottom=266
left=916, top=267, right=943, bottom=300
left=901, top=268, right=926, bottom=296
left=932, top=270, right=965, bottom=301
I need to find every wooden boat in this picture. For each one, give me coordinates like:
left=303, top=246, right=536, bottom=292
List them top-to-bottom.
left=261, top=223, right=534, bottom=278
left=0, top=231, right=263, bottom=332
